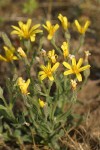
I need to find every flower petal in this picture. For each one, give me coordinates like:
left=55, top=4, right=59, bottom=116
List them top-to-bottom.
left=26, top=19, right=32, bottom=30
left=75, top=20, right=81, bottom=33
left=18, top=21, right=23, bottom=29
left=46, top=21, right=51, bottom=28
left=84, top=21, right=90, bottom=33
left=29, top=24, right=41, bottom=33
left=54, top=24, right=59, bottom=31
left=11, top=25, right=22, bottom=32
left=47, top=34, right=53, bottom=40
left=30, top=35, right=35, bottom=42
left=0, top=55, right=7, bottom=61
left=12, top=56, right=18, bottom=60
left=72, top=58, right=76, bottom=66
left=77, top=58, right=83, bottom=68
left=63, top=61, right=72, bottom=69
left=51, top=62, right=59, bottom=72
left=40, top=65, right=46, bottom=71
left=79, top=65, right=90, bottom=72
left=64, top=70, right=73, bottom=75
left=38, top=71, right=45, bottom=75
left=76, top=73, right=82, bottom=82
left=40, top=74, right=47, bottom=80
left=48, top=75, right=54, bottom=81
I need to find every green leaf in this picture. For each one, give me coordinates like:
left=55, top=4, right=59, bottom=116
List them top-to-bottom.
left=1, top=32, right=13, bottom=49
left=0, top=87, right=4, bottom=99
left=0, top=105, right=7, bottom=111
left=56, top=109, right=71, bottom=123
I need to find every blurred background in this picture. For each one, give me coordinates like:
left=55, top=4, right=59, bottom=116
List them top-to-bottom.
left=0, top=0, right=100, bottom=149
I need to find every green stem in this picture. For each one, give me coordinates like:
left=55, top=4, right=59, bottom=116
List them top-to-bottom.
left=73, top=34, right=85, bottom=55
left=51, top=39, right=62, bottom=55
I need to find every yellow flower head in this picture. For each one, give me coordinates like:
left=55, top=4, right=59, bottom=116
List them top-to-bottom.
left=58, top=13, right=69, bottom=30
left=11, top=19, right=42, bottom=42
left=74, top=20, right=90, bottom=34
left=43, top=21, right=59, bottom=40
left=61, top=42, right=69, bottom=58
left=0, top=46, right=18, bottom=62
left=17, top=47, right=27, bottom=58
left=48, top=49, right=58, bottom=63
left=63, top=57, right=90, bottom=82
left=38, top=62, right=59, bottom=81
left=17, top=77, right=30, bottom=95
left=70, top=79, right=77, bottom=90
left=39, top=99, right=45, bottom=108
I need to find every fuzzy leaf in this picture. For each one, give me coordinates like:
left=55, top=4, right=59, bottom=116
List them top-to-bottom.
left=1, top=32, right=13, bottom=49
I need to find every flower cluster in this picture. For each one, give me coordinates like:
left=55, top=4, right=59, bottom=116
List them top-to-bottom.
left=0, top=14, right=91, bottom=150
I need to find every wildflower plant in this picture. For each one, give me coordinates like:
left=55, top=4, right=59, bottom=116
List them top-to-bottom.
left=0, top=15, right=91, bottom=149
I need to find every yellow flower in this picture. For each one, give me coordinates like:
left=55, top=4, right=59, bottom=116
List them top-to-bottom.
left=58, top=13, right=69, bottom=30
left=11, top=19, right=42, bottom=42
left=74, top=20, right=90, bottom=34
left=43, top=21, right=59, bottom=40
left=61, top=42, right=69, bottom=58
left=0, top=46, right=18, bottom=62
left=17, top=47, right=27, bottom=58
left=48, top=49, right=58, bottom=63
left=63, top=57, right=90, bottom=82
left=39, top=62, right=59, bottom=81
left=17, top=77, right=30, bottom=95
left=70, top=79, right=77, bottom=90
left=39, top=99, right=45, bottom=108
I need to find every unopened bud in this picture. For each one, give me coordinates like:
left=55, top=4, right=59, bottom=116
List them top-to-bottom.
left=17, top=47, right=26, bottom=58
left=41, top=49, right=46, bottom=56
left=84, top=50, right=91, bottom=61
left=69, top=54, right=75, bottom=60
left=70, top=79, right=77, bottom=90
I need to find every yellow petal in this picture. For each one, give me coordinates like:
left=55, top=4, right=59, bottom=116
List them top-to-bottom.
left=58, top=14, right=62, bottom=20
left=26, top=19, right=32, bottom=30
left=75, top=20, right=81, bottom=33
left=83, top=20, right=90, bottom=33
left=18, top=21, right=23, bottom=29
left=46, top=21, right=51, bottom=28
left=29, top=24, right=41, bottom=33
left=42, top=24, right=48, bottom=30
left=54, top=24, right=59, bottom=31
left=11, top=25, right=22, bottom=32
left=31, top=29, right=42, bottom=34
left=11, top=30, right=22, bottom=36
left=47, top=34, right=53, bottom=40
left=30, top=35, right=36, bottom=42
left=0, top=55, right=7, bottom=61
left=12, top=56, right=18, bottom=60
left=72, top=58, right=76, bottom=66
left=77, top=58, right=83, bottom=68
left=51, top=62, right=59, bottom=72
left=63, top=62, right=72, bottom=69
left=40, top=65, right=46, bottom=70
left=79, top=65, right=90, bottom=72
left=64, top=70, right=73, bottom=75
left=38, top=71, right=45, bottom=75
left=76, top=73, right=82, bottom=82
left=40, top=74, right=47, bottom=80
left=48, top=75, right=54, bottom=81
left=26, top=79, right=30, bottom=88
